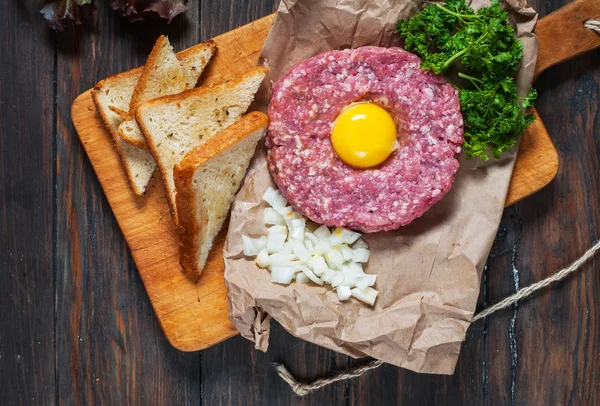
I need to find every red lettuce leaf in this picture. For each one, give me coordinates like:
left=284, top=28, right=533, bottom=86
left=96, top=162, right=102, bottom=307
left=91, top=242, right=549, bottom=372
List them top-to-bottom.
left=40, top=0, right=94, bottom=32
left=41, top=0, right=188, bottom=31
left=109, top=0, right=189, bottom=22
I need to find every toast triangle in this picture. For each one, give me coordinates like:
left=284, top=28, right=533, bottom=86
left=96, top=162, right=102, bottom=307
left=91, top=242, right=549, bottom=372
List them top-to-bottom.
left=91, top=39, right=216, bottom=195
left=135, top=66, right=267, bottom=219
left=174, top=112, right=269, bottom=274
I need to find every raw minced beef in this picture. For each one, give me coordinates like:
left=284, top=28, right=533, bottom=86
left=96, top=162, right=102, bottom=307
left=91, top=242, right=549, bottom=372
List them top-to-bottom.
left=266, top=46, right=464, bottom=233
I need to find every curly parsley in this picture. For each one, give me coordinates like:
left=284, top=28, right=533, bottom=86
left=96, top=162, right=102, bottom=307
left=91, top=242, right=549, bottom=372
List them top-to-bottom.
left=397, top=0, right=537, bottom=160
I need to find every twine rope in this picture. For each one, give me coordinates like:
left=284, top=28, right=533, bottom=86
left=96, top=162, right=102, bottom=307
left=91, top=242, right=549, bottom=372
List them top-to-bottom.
left=584, top=19, right=600, bottom=33
left=274, top=20, right=600, bottom=396
left=276, top=239, right=600, bottom=395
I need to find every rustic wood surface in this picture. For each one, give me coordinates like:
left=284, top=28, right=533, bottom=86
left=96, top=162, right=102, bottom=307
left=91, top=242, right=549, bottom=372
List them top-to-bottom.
left=1, top=0, right=598, bottom=404
left=69, top=7, right=567, bottom=354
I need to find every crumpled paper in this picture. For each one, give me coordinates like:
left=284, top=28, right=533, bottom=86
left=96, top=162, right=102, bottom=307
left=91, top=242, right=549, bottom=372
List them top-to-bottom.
left=223, top=0, right=538, bottom=374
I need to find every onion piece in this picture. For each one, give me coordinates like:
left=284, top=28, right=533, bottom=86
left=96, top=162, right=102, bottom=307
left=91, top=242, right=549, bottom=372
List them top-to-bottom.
left=263, top=187, right=288, bottom=210
left=264, top=208, right=285, bottom=225
left=288, top=218, right=306, bottom=240
left=313, top=224, right=331, bottom=241
left=266, top=225, right=287, bottom=254
left=330, top=227, right=361, bottom=245
left=304, top=232, right=319, bottom=245
left=242, top=235, right=267, bottom=256
left=352, top=238, right=368, bottom=250
left=286, top=239, right=310, bottom=263
left=304, top=239, right=315, bottom=254
left=314, top=240, right=332, bottom=255
left=340, top=244, right=354, bottom=261
left=324, top=248, right=344, bottom=269
left=352, top=248, right=370, bottom=263
left=256, top=249, right=270, bottom=268
left=268, top=252, right=299, bottom=267
left=309, top=254, right=329, bottom=276
left=345, top=262, right=364, bottom=275
left=270, top=266, right=295, bottom=284
left=297, top=266, right=323, bottom=285
left=321, top=270, right=335, bottom=284
left=295, top=272, right=310, bottom=284
left=331, top=272, right=344, bottom=288
left=356, top=274, right=377, bottom=289
left=337, top=285, right=351, bottom=301
left=351, top=287, right=378, bottom=306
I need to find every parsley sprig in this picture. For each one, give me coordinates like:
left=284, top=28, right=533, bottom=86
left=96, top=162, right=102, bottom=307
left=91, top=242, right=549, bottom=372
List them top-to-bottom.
left=397, top=0, right=537, bottom=160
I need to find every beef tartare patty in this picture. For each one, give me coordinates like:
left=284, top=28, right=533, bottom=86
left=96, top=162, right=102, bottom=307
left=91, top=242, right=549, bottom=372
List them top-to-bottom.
left=266, top=46, right=464, bottom=233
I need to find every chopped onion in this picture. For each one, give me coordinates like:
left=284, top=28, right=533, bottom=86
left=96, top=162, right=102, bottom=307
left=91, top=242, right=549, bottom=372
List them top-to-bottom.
left=243, top=186, right=378, bottom=305
left=263, top=187, right=288, bottom=210
left=264, top=207, right=285, bottom=225
left=288, top=218, right=306, bottom=240
left=313, top=224, right=331, bottom=241
left=266, top=225, right=287, bottom=253
left=330, top=227, right=361, bottom=245
left=304, top=232, right=319, bottom=245
left=242, top=235, right=267, bottom=256
left=352, top=238, right=368, bottom=250
left=286, top=239, right=310, bottom=263
left=304, top=239, right=315, bottom=254
left=314, top=240, right=332, bottom=255
left=340, top=244, right=354, bottom=261
left=324, top=248, right=344, bottom=269
left=352, top=248, right=370, bottom=263
left=256, top=249, right=270, bottom=268
left=268, top=252, right=299, bottom=267
left=309, top=254, right=329, bottom=276
left=345, top=262, right=364, bottom=275
left=270, top=266, right=295, bottom=284
left=297, top=266, right=323, bottom=285
left=321, top=270, right=335, bottom=284
left=341, top=271, right=358, bottom=287
left=295, top=272, right=310, bottom=284
left=331, top=272, right=344, bottom=288
left=356, top=274, right=377, bottom=289
left=337, top=285, right=351, bottom=301
left=351, top=287, right=378, bottom=306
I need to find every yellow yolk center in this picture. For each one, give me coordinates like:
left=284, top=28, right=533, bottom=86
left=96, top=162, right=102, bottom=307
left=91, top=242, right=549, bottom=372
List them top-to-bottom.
left=331, top=103, right=397, bottom=168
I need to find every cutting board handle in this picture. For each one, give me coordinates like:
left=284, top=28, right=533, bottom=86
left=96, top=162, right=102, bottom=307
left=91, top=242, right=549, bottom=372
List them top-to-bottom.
left=534, top=0, right=600, bottom=79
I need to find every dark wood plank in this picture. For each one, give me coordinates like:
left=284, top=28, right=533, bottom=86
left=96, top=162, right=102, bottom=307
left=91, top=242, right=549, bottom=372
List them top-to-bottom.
left=0, top=0, right=56, bottom=404
left=484, top=0, right=600, bottom=403
left=53, top=2, right=202, bottom=404
left=512, top=48, right=600, bottom=405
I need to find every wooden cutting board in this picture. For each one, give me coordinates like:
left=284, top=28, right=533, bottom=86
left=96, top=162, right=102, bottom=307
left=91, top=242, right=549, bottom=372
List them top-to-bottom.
left=71, top=0, right=599, bottom=351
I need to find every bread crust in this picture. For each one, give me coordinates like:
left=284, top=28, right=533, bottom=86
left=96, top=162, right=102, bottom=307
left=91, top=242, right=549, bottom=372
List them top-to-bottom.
left=130, top=36, right=181, bottom=111
left=91, top=39, right=216, bottom=195
left=118, top=39, right=217, bottom=150
left=135, top=66, right=268, bottom=218
left=92, top=75, right=151, bottom=196
left=174, top=112, right=268, bottom=274
left=118, top=120, right=151, bottom=151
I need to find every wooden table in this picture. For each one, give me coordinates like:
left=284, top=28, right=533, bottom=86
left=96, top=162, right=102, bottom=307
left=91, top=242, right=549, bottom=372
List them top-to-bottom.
left=1, top=0, right=598, bottom=404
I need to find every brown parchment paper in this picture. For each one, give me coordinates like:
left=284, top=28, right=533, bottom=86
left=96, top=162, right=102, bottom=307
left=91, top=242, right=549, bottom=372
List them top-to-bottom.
left=223, top=0, right=538, bottom=374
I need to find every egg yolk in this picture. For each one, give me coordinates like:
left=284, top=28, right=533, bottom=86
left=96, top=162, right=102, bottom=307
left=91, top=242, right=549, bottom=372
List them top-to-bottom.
left=331, top=103, right=397, bottom=168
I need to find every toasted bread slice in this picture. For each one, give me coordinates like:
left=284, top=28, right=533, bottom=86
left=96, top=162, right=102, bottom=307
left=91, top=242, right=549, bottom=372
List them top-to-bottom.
left=119, top=36, right=216, bottom=152
left=91, top=40, right=216, bottom=195
left=136, top=66, right=268, bottom=219
left=92, top=71, right=156, bottom=195
left=174, top=112, right=268, bottom=274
